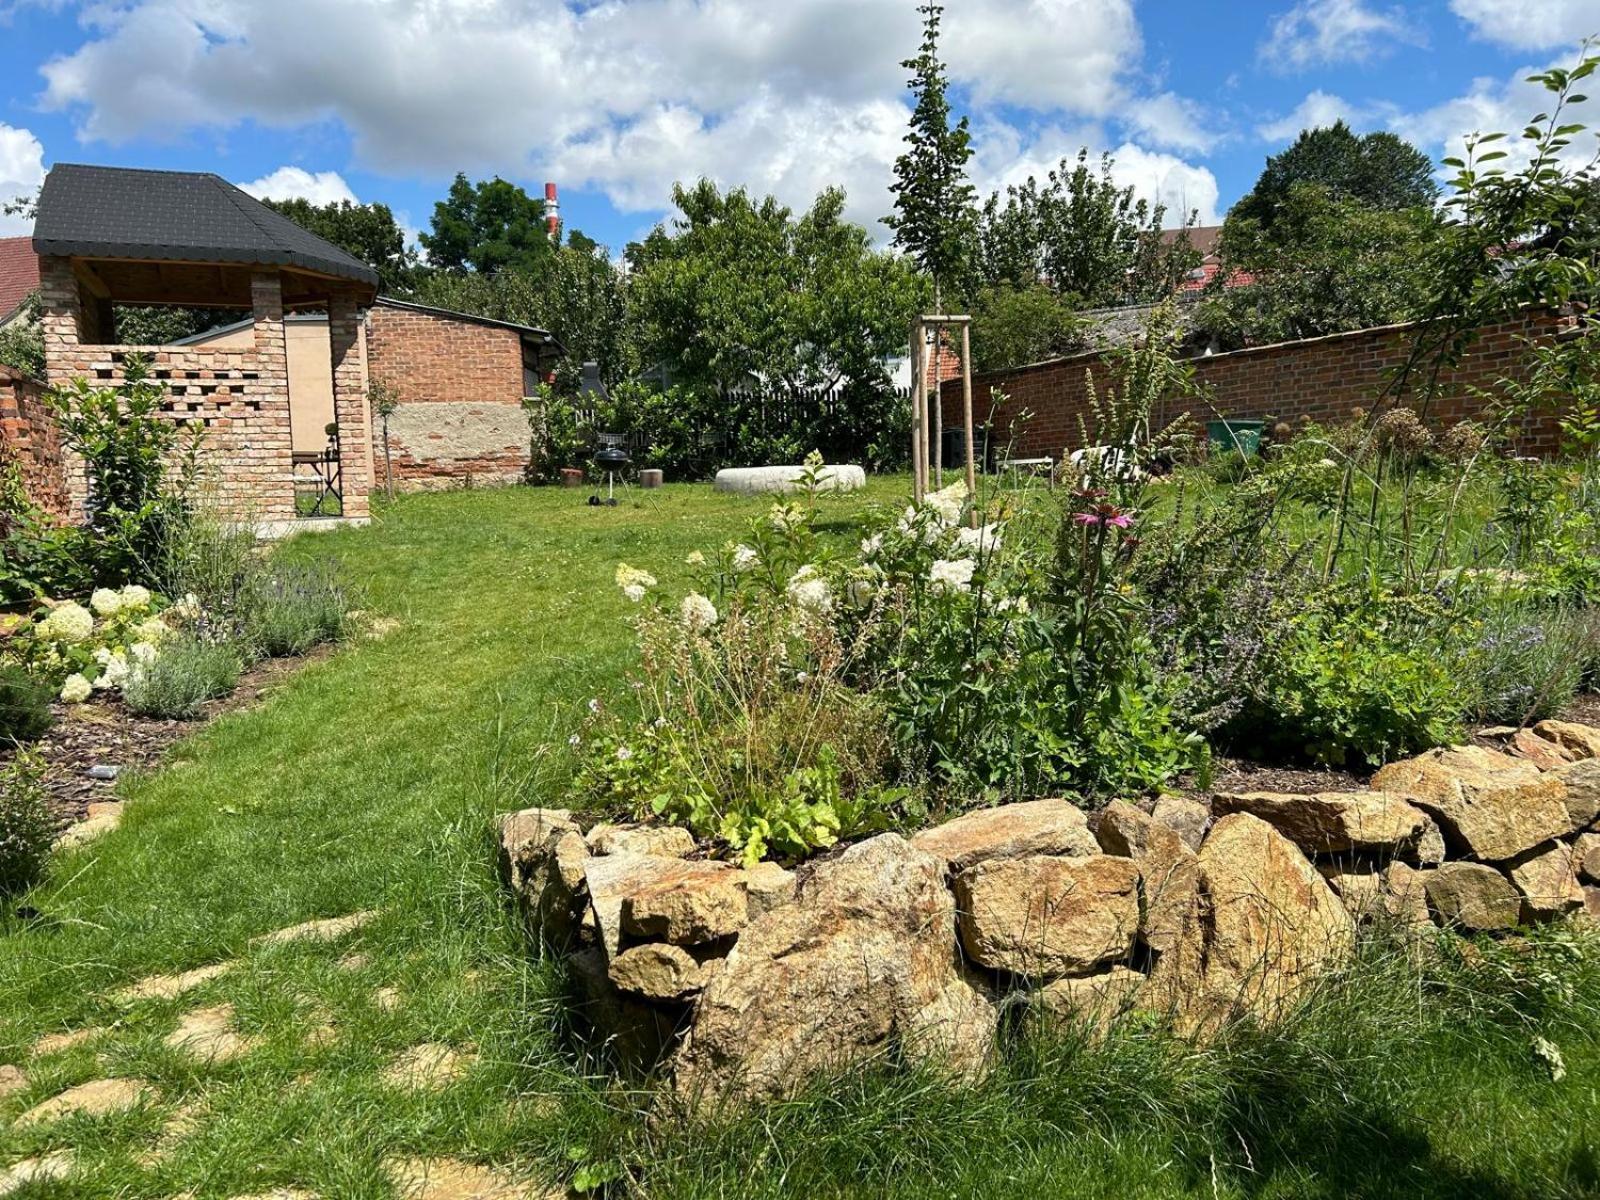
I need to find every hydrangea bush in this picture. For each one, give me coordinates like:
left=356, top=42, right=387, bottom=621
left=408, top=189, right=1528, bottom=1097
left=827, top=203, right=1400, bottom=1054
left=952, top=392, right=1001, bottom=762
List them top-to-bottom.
left=15, top=584, right=175, bottom=703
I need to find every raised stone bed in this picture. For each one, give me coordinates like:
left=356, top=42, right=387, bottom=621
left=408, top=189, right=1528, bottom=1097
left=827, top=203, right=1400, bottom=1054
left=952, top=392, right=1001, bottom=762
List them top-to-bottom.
left=712, top=465, right=865, bottom=495
left=500, top=722, right=1600, bottom=1113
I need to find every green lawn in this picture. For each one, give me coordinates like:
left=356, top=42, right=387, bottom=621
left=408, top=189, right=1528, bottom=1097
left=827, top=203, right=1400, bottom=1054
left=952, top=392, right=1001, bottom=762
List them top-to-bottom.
left=2, top=480, right=1598, bottom=1199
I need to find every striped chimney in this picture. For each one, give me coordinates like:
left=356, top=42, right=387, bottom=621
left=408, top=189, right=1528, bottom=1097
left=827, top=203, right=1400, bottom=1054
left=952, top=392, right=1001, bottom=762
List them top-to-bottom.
left=545, top=182, right=560, bottom=242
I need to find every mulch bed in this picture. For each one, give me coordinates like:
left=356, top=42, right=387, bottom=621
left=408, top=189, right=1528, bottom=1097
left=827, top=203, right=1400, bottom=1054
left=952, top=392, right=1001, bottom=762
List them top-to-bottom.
left=3, top=646, right=333, bottom=835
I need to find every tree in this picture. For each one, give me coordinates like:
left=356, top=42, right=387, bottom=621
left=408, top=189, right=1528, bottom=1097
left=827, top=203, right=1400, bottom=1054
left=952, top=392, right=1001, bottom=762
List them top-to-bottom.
left=886, top=2, right=977, bottom=299
left=1231, top=122, right=1437, bottom=230
left=977, top=149, right=1199, bottom=308
left=421, top=174, right=556, bottom=276
left=631, top=179, right=927, bottom=393
left=1197, top=183, right=1443, bottom=347
left=262, top=197, right=417, bottom=292
left=408, top=229, right=638, bottom=388
left=969, top=282, right=1086, bottom=372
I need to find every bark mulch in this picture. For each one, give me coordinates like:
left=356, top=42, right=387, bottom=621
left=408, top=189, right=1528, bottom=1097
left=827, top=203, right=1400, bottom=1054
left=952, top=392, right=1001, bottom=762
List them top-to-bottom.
left=3, top=647, right=333, bottom=836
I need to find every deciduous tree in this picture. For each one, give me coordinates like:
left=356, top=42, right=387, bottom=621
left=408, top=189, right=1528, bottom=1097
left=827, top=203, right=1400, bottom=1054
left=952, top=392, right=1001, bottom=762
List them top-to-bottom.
left=421, top=174, right=556, bottom=276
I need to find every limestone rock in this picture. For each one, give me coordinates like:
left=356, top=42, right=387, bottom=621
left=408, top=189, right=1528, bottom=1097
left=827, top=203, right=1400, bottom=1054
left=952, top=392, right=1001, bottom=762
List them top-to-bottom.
left=1533, top=719, right=1600, bottom=761
left=1509, top=727, right=1573, bottom=771
left=1372, top=746, right=1570, bottom=861
left=1550, top=759, right=1600, bottom=832
left=1212, top=791, right=1427, bottom=856
left=1151, top=794, right=1209, bottom=851
left=911, top=799, right=1098, bottom=873
left=54, top=801, right=123, bottom=850
left=1092, top=801, right=1198, bottom=955
left=497, top=808, right=579, bottom=887
left=1151, top=813, right=1354, bottom=1031
left=1413, top=817, right=1448, bottom=867
left=584, top=822, right=695, bottom=858
left=510, top=828, right=590, bottom=949
left=1576, top=833, right=1600, bottom=884
left=671, top=834, right=995, bottom=1110
left=1505, top=842, right=1585, bottom=921
left=583, top=852, right=685, bottom=959
left=954, top=854, right=1139, bottom=976
left=620, top=860, right=748, bottom=944
left=744, top=860, right=796, bottom=916
left=1322, top=861, right=1431, bottom=927
left=1424, top=862, right=1522, bottom=931
left=1585, top=886, right=1600, bottom=924
left=253, top=910, right=376, bottom=946
left=608, top=943, right=710, bottom=1000
left=567, top=946, right=683, bottom=1075
left=114, top=962, right=232, bottom=1005
left=1029, top=966, right=1146, bottom=1038
left=165, top=1004, right=258, bottom=1064
left=30, top=1027, right=103, bottom=1057
left=382, top=1043, right=474, bottom=1092
left=0, top=1064, right=25, bottom=1099
left=18, top=1077, right=153, bottom=1126
left=0, top=1152, right=74, bottom=1194
left=387, top=1155, right=558, bottom=1199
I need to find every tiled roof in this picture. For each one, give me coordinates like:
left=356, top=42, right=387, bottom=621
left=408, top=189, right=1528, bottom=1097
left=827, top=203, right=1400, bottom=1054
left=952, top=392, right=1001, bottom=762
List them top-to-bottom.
left=32, top=163, right=379, bottom=288
left=0, top=235, right=40, bottom=320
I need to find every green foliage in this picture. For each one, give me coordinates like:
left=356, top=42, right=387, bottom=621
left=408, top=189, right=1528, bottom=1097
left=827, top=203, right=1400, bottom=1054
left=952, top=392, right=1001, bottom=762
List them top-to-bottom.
left=886, top=2, right=977, bottom=295
left=1231, top=121, right=1438, bottom=230
left=977, top=149, right=1200, bottom=307
left=421, top=173, right=556, bottom=276
left=631, top=180, right=927, bottom=394
left=1198, top=184, right=1443, bottom=347
left=262, top=195, right=418, bottom=291
left=969, top=282, right=1087, bottom=371
left=0, top=292, right=43, bottom=376
left=113, top=305, right=239, bottom=345
left=47, top=353, right=199, bottom=585
left=522, top=383, right=588, bottom=484
left=0, top=444, right=94, bottom=605
left=242, top=561, right=351, bottom=658
left=1460, top=601, right=1600, bottom=725
left=121, top=633, right=242, bottom=719
left=0, top=665, right=54, bottom=745
left=0, top=751, right=50, bottom=897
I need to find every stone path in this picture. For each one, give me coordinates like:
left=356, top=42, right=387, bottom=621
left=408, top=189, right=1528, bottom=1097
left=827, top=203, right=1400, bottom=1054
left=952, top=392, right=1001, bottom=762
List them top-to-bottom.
left=252, top=910, right=377, bottom=947
left=115, top=961, right=233, bottom=1004
left=165, top=1004, right=259, bottom=1064
left=382, top=1043, right=475, bottom=1092
left=17, top=1077, right=153, bottom=1126
left=0, top=1150, right=74, bottom=1196
left=387, top=1155, right=556, bottom=1199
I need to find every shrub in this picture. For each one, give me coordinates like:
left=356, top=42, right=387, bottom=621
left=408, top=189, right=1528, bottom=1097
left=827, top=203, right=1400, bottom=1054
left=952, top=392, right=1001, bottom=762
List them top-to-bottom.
left=150, top=497, right=261, bottom=636
left=243, top=562, right=351, bottom=658
left=1459, top=601, right=1600, bottom=725
left=122, top=635, right=242, bottom=719
left=0, top=666, right=55, bottom=745
left=0, top=752, right=52, bottom=897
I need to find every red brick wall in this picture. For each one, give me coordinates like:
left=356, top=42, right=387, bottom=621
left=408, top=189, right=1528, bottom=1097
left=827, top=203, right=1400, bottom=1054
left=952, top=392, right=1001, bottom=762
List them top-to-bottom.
left=365, top=303, right=531, bottom=489
left=943, top=309, right=1576, bottom=461
left=0, top=364, right=67, bottom=518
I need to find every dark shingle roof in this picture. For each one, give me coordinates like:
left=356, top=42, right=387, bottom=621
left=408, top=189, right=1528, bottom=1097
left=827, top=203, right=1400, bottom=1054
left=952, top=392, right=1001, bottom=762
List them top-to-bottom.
left=32, top=164, right=379, bottom=288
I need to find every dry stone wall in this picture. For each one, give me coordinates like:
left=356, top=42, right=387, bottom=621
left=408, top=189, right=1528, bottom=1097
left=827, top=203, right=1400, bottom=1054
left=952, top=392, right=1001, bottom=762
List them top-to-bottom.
left=502, top=719, right=1600, bottom=1113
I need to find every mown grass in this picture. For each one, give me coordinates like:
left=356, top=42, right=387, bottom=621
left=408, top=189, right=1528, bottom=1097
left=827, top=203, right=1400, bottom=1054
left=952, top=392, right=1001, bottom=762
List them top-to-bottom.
left=1, top=478, right=1597, bottom=1198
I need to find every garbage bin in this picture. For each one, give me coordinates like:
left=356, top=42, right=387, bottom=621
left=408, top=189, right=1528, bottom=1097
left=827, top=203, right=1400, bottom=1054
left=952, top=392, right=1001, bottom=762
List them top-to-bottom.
left=1206, top=419, right=1266, bottom=457
left=943, top=426, right=991, bottom=472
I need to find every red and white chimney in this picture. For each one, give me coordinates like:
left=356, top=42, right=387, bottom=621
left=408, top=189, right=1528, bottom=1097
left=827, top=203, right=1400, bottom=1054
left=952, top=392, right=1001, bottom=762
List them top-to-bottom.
left=545, top=182, right=560, bottom=242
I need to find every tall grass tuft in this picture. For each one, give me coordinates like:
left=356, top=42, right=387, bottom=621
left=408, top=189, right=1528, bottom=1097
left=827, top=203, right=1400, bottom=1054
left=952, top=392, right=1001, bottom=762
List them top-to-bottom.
left=0, top=752, right=51, bottom=896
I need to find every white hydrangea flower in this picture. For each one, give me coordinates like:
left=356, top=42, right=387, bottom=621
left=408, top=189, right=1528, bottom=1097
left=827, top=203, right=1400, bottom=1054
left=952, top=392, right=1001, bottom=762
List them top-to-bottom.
left=925, top=481, right=968, bottom=527
left=769, top=503, right=804, bottom=533
left=896, top=505, right=941, bottom=545
left=955, top=523, right=1003, bottom=556
left=860, top=533, right=883, bottom=557
left=731, top=544, right=759, bottom=573
left=685, top=550, right=706, bottom=566
left=929, top=558, right=976, bottom=594
left=615, top=563, right=657, bottom=601
left=786, top=565, right=833, bottom=614
left=846, top=577, right=877, bottom=607
left=118, top=584, right=153, bottom=611
left=622, top=584, right=647, bottom=603
left=90, top=587, right=123, bottom=617
left=680, top=591, right=718, bottom=632
left=173, top=593, right=202, bottom=621
left=995, top=595, right=1031, bottom=615
left=38, top=602, right=94, bottom=645
left=132, top=615, right=169, bottom=643
left=129, top=641, right=159, bottom=666
left=94, top=651, right=130, bottom=691
left=59, top=673, right=92, bottom=703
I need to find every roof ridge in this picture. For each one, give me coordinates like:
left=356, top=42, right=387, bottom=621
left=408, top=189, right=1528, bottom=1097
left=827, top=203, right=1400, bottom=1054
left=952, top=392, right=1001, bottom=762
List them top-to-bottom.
left=208, top=172, right=292, bottom=257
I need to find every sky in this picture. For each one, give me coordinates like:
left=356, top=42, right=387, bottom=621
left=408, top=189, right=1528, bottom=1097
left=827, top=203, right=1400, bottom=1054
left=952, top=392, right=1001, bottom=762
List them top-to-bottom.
left=0, top=0, right=1596, bottom=254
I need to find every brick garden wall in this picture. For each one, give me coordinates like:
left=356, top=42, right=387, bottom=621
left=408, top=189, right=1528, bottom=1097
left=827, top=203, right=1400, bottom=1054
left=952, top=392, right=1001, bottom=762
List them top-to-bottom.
left=366, top=304, right=531, bottom=490
left=941, top=309, right=1577, bottom=462
left=0, top=364, right=67, bottom=518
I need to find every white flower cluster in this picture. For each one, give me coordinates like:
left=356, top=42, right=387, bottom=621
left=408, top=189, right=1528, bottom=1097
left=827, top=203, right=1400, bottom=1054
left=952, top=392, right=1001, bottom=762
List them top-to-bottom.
left=954, top=523, right=1003, bottom=556
left=731, top=544, right=759, bottom=573
left=929, top=558, right=977, bottom=595
left=615, top=563, right=658, bottom=603
left=786, top=565, right=833, bottom=614
left=89, top=584, right=152, bottom=618
left=36, top=585, right=171, bottom=704
left=680, top=591, right=718, bottom=632
left=37, top=602, right=94, bottom=645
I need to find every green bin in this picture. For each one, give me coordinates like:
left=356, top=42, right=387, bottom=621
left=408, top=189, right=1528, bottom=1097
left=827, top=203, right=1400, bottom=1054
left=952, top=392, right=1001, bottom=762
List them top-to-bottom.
left=1206, top=419, right=1266, bottom=457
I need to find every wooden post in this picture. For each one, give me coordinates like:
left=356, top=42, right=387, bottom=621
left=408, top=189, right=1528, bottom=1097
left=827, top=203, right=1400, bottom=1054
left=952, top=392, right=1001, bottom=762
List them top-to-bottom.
left=931, top=316, right=943, bottom=491
left=909, top=321, right=925, bottom=504
left=961, top=322, right=976, bottom=527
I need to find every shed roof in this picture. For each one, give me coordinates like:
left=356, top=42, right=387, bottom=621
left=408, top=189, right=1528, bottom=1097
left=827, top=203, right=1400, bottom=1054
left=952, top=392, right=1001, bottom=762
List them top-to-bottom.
left=32, top=164, right=380, bottom=288
left=0, top=235, right=40, bottom=321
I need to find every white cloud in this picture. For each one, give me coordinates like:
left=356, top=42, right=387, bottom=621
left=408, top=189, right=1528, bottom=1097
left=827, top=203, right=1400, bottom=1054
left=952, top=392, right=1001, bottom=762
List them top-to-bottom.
left=34, top=0, right=1186, bottom=238
left=1260, top=0, right=1424, bottom=71
left=1450, top=0, right=1599, bottom=51
left=1388, top=59, right=1600, bottom=176
left=1256, top=90, right=1397, bottom=141
left=0, top=122, right=45, bottom=235
left=239, top=166, right=357, bottom=206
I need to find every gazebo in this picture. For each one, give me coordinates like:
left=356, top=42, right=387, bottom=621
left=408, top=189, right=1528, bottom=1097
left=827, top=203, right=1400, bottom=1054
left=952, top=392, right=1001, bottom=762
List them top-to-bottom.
left=32, top=163, right=380, bottom=530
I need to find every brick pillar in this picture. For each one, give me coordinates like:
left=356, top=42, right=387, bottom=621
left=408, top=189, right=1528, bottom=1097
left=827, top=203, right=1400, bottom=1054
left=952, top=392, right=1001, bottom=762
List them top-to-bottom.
left=37, top=256, right=84, bottom=389
left=249, top=270, right=297, bottom=523
left=329, top=291, right=372, bottom=520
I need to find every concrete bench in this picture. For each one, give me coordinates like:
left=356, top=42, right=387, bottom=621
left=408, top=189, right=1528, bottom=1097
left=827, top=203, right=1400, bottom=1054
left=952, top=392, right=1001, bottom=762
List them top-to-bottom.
left=712, top=465, right=866, bottom=495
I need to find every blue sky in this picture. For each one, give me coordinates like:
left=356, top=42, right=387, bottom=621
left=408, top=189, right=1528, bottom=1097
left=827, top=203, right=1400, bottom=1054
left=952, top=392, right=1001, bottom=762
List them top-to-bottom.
left=0, top=0, right=1596, bottom=255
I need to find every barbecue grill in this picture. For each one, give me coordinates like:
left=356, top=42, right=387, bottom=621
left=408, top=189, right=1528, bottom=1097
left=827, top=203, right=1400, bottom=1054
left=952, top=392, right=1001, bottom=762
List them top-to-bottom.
left=589, top=436, right=631, bottom=506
